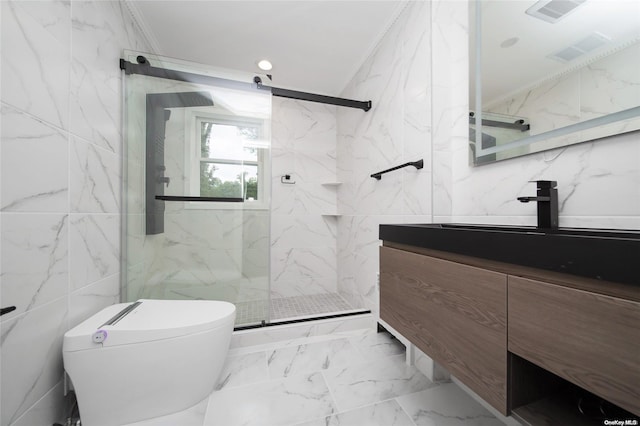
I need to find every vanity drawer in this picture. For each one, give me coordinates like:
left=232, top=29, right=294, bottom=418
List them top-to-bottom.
left=380, top=246, right=508, bottom=414
left=508, top=276, right=640, bottom=416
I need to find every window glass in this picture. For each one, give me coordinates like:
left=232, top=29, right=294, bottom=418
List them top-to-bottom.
left=198, top=120, right=261, bottom=200
left=200, top=163, right=258, bottom=199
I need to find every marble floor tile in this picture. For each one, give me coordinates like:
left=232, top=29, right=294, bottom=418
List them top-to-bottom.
left=348, top=330, right=406, bottom=360
left=117, top=331, right=511, bottom=426
left=267, top=338, right=362, bottom=378
left=216, top=351, right=269, bottom=390
left=323, top=354, right=436, bottom=412
left=204, top=372, right=336, bottom=426
left=396, top=383, right=505, bottom=426
left=124, top=397, right=207, bottom=426
left=294, top=399, right=415, bottom=426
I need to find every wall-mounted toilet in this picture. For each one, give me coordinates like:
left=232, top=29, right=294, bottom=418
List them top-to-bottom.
left=63, top=299, right=235, bottom=426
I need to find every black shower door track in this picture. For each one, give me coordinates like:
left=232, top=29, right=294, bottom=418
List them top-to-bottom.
left=120, top=58, right=372, bottom=112
left=233, top=309, right=372, bottom=331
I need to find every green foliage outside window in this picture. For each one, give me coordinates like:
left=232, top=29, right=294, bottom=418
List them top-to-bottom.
left=199, top=121, right=259, bottom=200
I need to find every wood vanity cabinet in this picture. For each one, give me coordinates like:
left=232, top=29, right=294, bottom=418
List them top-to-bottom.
left=380, top=243, right=640, bottom=419
left=379, top=245, right=508, bottom=415
left=508, top=276, right=640, bottom=416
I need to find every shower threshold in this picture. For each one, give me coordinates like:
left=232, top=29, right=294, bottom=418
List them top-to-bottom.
left=234, top=293, right=369, bottom=330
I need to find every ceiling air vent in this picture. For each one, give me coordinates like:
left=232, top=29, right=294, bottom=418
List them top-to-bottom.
left=526, top=0, right=587, bottom=23
left=548, top=32, right=610, bottom=62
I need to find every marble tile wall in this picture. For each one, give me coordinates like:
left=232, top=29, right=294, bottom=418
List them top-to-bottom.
left=431, top=0, right=470, bottom=220
left=0, top=1, right=150, bottom=425
left=336, top=1, right=433, bottom=314
left=270, top=97, right=340, bottom=299
left=443, top=129, right=640, bottom=229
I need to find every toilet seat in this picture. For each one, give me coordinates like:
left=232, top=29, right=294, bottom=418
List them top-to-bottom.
left=64, top=299, right=236, bottom=351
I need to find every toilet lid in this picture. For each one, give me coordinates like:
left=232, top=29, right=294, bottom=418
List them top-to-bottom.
left=63, top=299, right=236, bottom=352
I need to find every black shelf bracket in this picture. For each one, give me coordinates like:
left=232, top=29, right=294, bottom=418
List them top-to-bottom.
left=371, top=159, right=423, bottom=180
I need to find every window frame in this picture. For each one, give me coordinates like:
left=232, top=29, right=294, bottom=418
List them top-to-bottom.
left=184, top=110, right=270, bottom=210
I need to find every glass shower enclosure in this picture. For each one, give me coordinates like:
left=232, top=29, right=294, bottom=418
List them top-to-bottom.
left=122, top=51, right=271, bottom=327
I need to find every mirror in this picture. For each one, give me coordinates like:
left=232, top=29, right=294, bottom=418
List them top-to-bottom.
left=470, top=0, right=640, bottom=165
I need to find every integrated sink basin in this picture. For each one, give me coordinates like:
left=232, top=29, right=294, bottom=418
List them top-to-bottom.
left=379, top=223, right=640, bottom=285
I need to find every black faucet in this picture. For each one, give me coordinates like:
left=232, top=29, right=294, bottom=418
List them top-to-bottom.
left=518, top=180, right=558, bottom=229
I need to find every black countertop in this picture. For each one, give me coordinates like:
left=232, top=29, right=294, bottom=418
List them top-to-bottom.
left=379, top=223, right=640, bottom=285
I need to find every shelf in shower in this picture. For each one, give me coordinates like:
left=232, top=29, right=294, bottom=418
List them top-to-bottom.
left=321, top=182, right=342, bottom=186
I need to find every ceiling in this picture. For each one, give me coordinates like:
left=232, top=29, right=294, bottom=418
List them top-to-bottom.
left=127, top=1, right=405, bottom=96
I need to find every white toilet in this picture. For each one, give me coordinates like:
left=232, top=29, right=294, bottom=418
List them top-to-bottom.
left=63, top=299, right=235, bottom=426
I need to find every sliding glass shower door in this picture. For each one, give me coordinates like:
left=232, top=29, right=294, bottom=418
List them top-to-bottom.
left=122, top=51, right=271, bottom=327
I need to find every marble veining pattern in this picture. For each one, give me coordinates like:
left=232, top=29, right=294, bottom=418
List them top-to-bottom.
left=1, top=0, right=151, bottom=423
left=1, top=0, right=71, bottom=129
left=336, top=1, right=434, bottom=317
left=70, top=57, right=122, bottom=155
left=270, top=97, right=340, bottom=301
left=1, top=105, right=69, bottom=213
left=70, top=136, right=121, bottom=213
left=0, top=213, right=68, bottom=319
left=69, top=214, right=120, bottom=290
left=68, top=273, right=120, bottom=329
left=1, top=298, right=68, bottom=426
left=348, top=330, right=406, bottom=360
left=126, top=331, right=506, bottom=426
left=267, top=338, right=356, bottom=378
left=215, top=352, right=270, bottom=391
left=323, top=354, right=436, bottom=412
left=204, top=372, right=336, bottom=426
left=397, top=383, right=505, bottom=426
left=294, top=399, right=415, bottom=426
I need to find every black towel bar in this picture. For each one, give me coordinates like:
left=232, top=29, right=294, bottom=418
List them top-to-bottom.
left=371, top=159, right=423, bottom=180
left=1, top=306, right=16, bottom=316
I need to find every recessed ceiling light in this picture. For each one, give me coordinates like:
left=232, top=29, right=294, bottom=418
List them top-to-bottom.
left=500, top=37, right=519, bottom=48
left=257, top=59, right=272, bottom=71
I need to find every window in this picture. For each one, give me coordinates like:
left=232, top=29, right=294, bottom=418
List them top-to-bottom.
left=189, top=113, right=269, bottom=208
